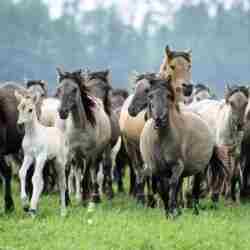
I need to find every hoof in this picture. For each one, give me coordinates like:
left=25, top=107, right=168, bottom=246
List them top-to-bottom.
left=118, top=186, right=125, bottom=193
left=106, top=189, right=114, bottom=200
left=75, top=194, right=82, bottom=204
left=92, top=194, right=101, bottom=203
left=137, top=194, right=145, bottom=205
left=147, top=195, right=157, bottom=208
left=21, top=197, right=29, bottom=212
left=5, top=198, right=15, bottom=213
left=87, top=202, right=96, bottom=213
left=210, top=202, right=218, bottom=210
left=193, top=206, right=199, bottom=215
left=28, top=209, right=37, bottom=218
left=61, top=209, right=67, bottom=217
left=167, top=209, right=180, bottom=220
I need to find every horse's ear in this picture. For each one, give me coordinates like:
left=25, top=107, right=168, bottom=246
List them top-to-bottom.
left=165, top=45, right=171, bottom=57
left=186, top=49, right=192, bottom=62
left=56, top=67, right=66, bottom=78
left=104, top=69, right=111, bottom=82
left=129, top=70, right=140, bottom=85
left=40, top=80, right=48, bottom=95
left=225, top=84, right=231, bottom=102
left=248, top=86, right=250, bottom=97
left=14, top=91, right=23, bottom=103
left=31, top=93, right=40, bottom=105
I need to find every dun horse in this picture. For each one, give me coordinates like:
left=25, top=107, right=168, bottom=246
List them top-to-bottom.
left=56, top=68, right=111, bottom=204
left=139, top=76, right=226, bottom=218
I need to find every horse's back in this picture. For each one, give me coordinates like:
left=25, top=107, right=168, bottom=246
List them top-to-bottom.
left=119, top=95, right=146, bottom=142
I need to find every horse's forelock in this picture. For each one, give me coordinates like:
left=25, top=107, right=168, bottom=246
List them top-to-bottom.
left=226, top=85, right=249, bottom=100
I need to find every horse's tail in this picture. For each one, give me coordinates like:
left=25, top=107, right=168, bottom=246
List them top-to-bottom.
left=208, top=147, right=230, bottom=202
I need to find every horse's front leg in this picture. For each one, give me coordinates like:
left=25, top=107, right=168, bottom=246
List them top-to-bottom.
left=29, top=153, right=46, bottom=217
left=19, top=155, right=34, bottom=211
left=0, top=156, right=14, bottom=212
left=55, top=160, right=67, bottom=217
left=90, top=160, right=101, bottom=203
left=168, top=160, right=184, bottom=219
left=135, top=167, right=146, bottom=205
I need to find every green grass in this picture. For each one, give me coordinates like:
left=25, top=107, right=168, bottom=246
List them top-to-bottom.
left=1, top=182, right=250, bottom=250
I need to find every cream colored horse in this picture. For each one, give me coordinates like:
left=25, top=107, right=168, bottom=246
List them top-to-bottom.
left=188, top=85, right=248, bottom=202
left=15, top=91, right=68, bottom=217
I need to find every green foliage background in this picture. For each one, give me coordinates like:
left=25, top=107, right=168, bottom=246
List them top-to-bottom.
left=0, top=0, right=249, bottom=95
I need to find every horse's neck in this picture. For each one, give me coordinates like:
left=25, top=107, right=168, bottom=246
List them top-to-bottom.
left=70, top=99, right=87, bottom=129
left=216, top=104, right=235, bottom=145
left=158, top=108, right=181, bottom=143
left=24, top=114, right=41, bottom=138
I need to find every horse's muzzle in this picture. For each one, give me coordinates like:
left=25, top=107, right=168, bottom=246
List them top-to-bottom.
left=183, top=83, right=193, bottom=97
left=128, top=106, right=138, bottom=117
left=58, top=109, right=69, bottom=119
left=154, top=117, right=167, bottom=129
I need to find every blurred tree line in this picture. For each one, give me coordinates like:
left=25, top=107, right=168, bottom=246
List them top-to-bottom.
left=0, top=0, right=249, bottom=94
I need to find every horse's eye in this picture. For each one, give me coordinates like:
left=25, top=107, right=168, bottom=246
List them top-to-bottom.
left=170, top=65, right=175, bottom=70
left=145, top=88, right=149, bottom=93
left=148, top=94, right=153, bottom=99
left=229, top=101, right=235, bottom=109
left=28, top=108, right=33, bottom=113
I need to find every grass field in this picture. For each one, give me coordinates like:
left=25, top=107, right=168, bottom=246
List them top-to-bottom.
left=1, top=182, right=250, bottom=250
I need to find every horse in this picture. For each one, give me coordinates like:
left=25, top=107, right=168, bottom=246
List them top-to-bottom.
left=119, top=46, right=193, bottom=204
left=56, top=68, right=111, bottom=204
left=83, top=69, right=122, bottom=197
left=139, top=76, right=226, bottom=218
left=26, top=80, right=63, bottom=194
left=0, top=83, right=27, bottom=212
left=185, top=83, right=213, bottom=104
left=188, top=85, right=248, bottom=202
left=15, top=91, right=68, bottom=217
left=240, top=93, right=250, bottom=199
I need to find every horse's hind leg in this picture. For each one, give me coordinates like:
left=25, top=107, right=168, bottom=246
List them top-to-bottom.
left=102, top=146, right=114, bottom=199
left=113, top=149, right=126, bottom=193
left=0, top=156, right=14, bottom=212
left=65, top=163, right=71, bottom=206
left=192, top=173, right=202, bottom=215
left=146, top=176, right=156, bottom=208
left=157, top=176, right=169, bottom=218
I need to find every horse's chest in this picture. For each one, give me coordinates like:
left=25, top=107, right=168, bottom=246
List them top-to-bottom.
left=66, top=130, right=96, bottom=155
left=22, top=137, right=45, bottom=156
left=153, top=140, right=179, bottom=171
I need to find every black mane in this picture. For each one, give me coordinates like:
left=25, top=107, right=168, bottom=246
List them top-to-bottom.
left=59, top=70, right=97, bottom=126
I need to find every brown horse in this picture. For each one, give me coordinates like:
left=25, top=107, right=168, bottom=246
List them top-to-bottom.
left=159, top=45, right=193, bottom=102
left=56, top=68, right=111, bottom=204
left=139, top=76, right=226, bottom=218
left=0, top=82, right=39, bottom=212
